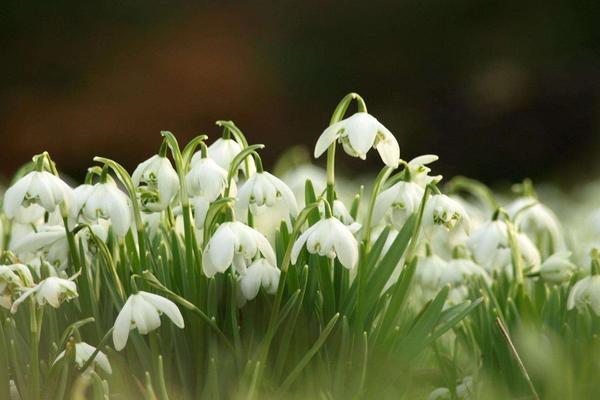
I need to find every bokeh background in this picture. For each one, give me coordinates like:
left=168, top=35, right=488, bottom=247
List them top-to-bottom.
left=2, top=1, right=600, bottom=187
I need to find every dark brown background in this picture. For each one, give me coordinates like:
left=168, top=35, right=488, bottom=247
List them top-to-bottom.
left=2, top=1, right=600, bottom=186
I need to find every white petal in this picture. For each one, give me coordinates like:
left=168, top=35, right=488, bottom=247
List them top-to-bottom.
left=314, top=121, right=343, bottom=158
left=4, top=173, right=33, bottom=218
left=331, top=220, right=358, bottom=269
left=139, top=291, right=184, bottom=329
left=113, top=297, right=134, bottom=351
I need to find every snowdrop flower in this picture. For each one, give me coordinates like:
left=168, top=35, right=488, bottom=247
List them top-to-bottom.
left=314, top=112, right=400, bottom=167
left=194, top=138, right=256, bottom=178
left=132, top=155, right=179, bottom=212
left=406, top=155, right=442, bottom=188
left=186, top=157, right=229, bottom=199
left=186, top=157, right=231, bottom=228
left=4, top=171, right=73, bottom=222
left=237, top=171, right=297, bottom=216
left=372, top=181, right=424, bottom=229
left=82, top=182, right=132, bottom=237
left=70, top=184, right=95, bottom=222
left=423, top=194, right=470, bottom=235
left=505, top=197, right=563, bottom=249
left=318, top=199, right=361, bottom=232
left=291, top=217, right=359, bottom=269
left=467, top=220, right=541, bottom=275
left=202, top=221, right=276, bottom=277
left=11, top=225, right=69, bottom=270
left=540, top=251, right=575, bottom=284
left=416, top=254, right=448, bottom=290
left=442, top=258, right=490, bottom=286
left=239, top=259, right=281, bottom=301
left=0, top=264, right=34, bottom=309
left=567, top=275, right=600, bottom=316
left=11, top=277, right=78, bottom=313
left=113, top=291, right=184, bottom=351
left=54, top=342, right=112, bottom=374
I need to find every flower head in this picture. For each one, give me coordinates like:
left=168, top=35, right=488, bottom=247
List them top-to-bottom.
left=314, top=112, right=400, bottom=167
left=194, top=138, right=256, bottom=178
left=132, top=155, right=179, bottom=212
left=406, top=155, right=442, bottom=187
left=186, top=157, right=229, bottom=200
left=4, top=171, right=73, bottom=221
left=237, top=171, right=297, bottom=216
left=373, top=181, right=424, bottom=229
left=82, top=182, right=132, bottom=237
left=423, top=194, right=470, bottom=235
left=505, top=197, right=563, bottom=249
left=291, top=217, right=358, bottom=269
left=202, top=221, right=276, bottom=277
left=540, top=251, right=575, bottom=284
left=239, top=258, right=281, bottom=301
left=0, top=264, right=34, bottom=309
left=567, top=275, right=600, bottom=316
left=11, top=277, right=78, bottom=313
left=113, top=291, right=184, bottom=351
left=54, top=342, right=112, bottom=374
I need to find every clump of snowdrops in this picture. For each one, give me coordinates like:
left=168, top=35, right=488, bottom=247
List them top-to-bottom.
left=1, top=92, right=600, bottom=400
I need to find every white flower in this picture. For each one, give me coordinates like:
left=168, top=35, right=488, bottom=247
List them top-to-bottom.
left=314, top=112, right=400, bottom=167
left=193, top=138, right=256, bottom=177
left=132, top=155, right=179, bottom=212
left=406, top=155, right=442, bottom=187
left=186, top=157, right=229, bottom=200
left=4, top=171, right=73, bottom=221
left=237, top=171, right=297, bottom=216
left=372, top=181, right=424, bottom=229
left=82, top=182, right=132, bottom=237
left=423, top=194, right=470, bottom=234
left=505, top=197, right=563, bottom=249
left=318, top=199, right=361, bottom=233
left=291, top=217, right=358, bottom=269
left=467, top=220, right=541, bottom=275
left=202, top=221, right=276, bottom=277
left=11, top=225, right=69, bottom=270
left=540, top=252, right=575, bottom=284
left=416, top=254, right=448, bottom=290
left=442, top=258, right=490, bottom=286
left=239, top=259, right=281, bottom=301
left=0, top=264, right=34, bottom=309
left=567, top=275, right=600, bottom=316
left=11, top=277, right=78, bottom=313
left=113, top=291, right=184, bottom=351
left=54, top=342, right=112, bottom=374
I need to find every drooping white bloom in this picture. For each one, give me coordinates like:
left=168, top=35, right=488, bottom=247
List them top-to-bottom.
left=314, top=112, right=400, bottom=167
left=193, top=138, right=256, bottom=178
left=132, top=155, right=179, bottom=212
left=406, top=155, right=442, bottom=187
left=186, top=157, right=229, bottom=200
left=4, top=171, right=73, bottom=221
left=237, top=171, right=297, bottom=216
left=372, top=181, right=424, bottom=229
left=82, top=182, right=132, bottom=237
left=423, top=194, right=470, bottom=235
left=505, top=197, right=563, bottom=249
left=318, top=199, right=361, bottom=232
left=291, top=217, right=358, bottom=269
left=467, top=219, right=541, bottom=275
left=202, top=221, right=276, bottom=277
left=11, top=225, right=69, bottom=270
left=540, top=252, right=575, bottom=284
left=415, top=254, right=448, bottom=290
left=442, top=258, right=490, bottom=286
left=239, top=259, right=281, bottom=301
left=0, top=264, right=34, bottom=309
left=567, top=275, right=600, bottom=316
left=11, top=277, right=78, bottom=313
left=113, top=291, right=184, bottom=351
left=54, top=342, right=112, bottom=374
left=428, top=376, right=473, bottom=400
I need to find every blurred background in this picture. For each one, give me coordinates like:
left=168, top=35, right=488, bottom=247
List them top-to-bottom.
left=2, top=1, right=600, bottom=187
